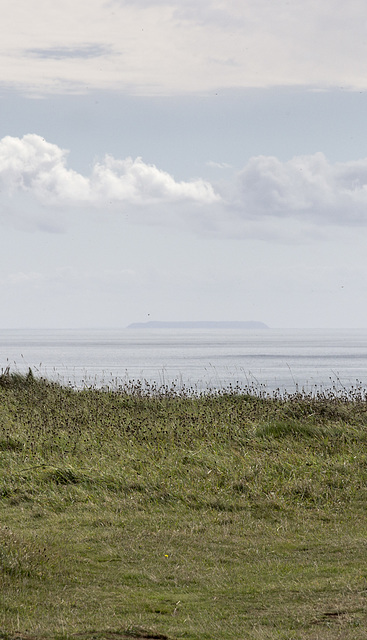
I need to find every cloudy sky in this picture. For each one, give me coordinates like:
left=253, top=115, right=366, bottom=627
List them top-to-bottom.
left=1, top=0, right=367, bottom=328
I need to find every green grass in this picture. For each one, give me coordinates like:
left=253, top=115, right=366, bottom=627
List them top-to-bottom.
left=0, top=370, right=367, bottom=639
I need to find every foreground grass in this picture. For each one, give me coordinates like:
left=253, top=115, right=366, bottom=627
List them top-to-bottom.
left=0, top=371, right=367, bottom=639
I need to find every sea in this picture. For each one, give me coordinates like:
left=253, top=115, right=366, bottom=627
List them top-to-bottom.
left=1, top=327, right=367, bottom=395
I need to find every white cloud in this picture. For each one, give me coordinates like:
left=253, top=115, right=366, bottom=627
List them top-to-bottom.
left=2, top=1, right=367, bottom=94
left=0, top=135, right=219, bottom=217
left=0, top=135, right=90, bottom=204
left=3, top=135, right=367, bottom=239
left=229, top=153, right=367, bottom=227
left=91, top=155, right=219, bottom=205
left=206, top=161, right=232, bottom=169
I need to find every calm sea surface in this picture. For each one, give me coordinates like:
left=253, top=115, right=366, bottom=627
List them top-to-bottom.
left=1, top=328, right=367, bottom=393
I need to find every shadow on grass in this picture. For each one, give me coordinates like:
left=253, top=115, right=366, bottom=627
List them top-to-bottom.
left=0, top=628, right=173, bottom=640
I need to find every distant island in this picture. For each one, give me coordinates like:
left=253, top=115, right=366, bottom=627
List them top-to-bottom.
left=127, top=321, right=269, bottom=330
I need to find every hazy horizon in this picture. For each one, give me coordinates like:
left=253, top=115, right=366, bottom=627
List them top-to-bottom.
left=3, top=324, right=367, bottom=332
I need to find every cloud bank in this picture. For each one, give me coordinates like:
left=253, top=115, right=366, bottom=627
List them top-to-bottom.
left=3, top=0, right=367, bottom=94
left=3, top=135, right=367, bottom=238
left=232, top=153, right=367, bottom=226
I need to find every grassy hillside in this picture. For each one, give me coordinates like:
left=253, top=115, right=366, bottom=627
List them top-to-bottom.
left=0, top=371, right=367, bottom=639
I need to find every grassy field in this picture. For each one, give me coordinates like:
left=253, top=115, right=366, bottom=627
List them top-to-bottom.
left=0, top=370, right=367, bottom=640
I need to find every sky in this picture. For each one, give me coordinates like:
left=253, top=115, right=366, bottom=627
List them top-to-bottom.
left=1, top=0, right=367, bottom=328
